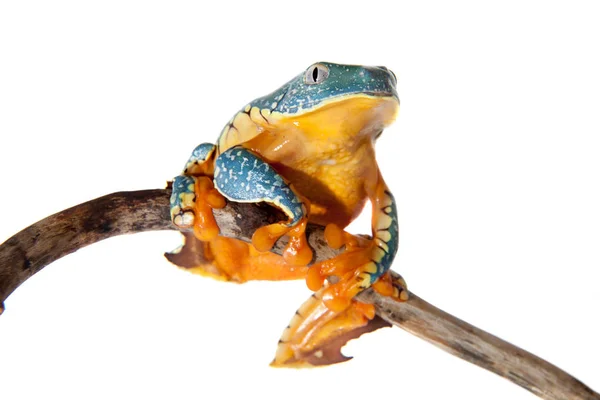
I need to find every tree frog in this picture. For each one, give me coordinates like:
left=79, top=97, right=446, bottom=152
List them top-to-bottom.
left=168, top=62, right=407, bottom=366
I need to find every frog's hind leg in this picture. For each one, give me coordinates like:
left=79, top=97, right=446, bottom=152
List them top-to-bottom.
left=213, top=145, right=313, bottom=267
left=306, top=172, right=408, bottom=312
left=271, top=287, right=390, bottom=367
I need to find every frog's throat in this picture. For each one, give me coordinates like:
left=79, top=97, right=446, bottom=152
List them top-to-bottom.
left=268, top=94, right=399, bottom=140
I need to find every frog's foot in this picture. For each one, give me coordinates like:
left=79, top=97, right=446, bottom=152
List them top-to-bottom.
left=213, top=145, right=313, bottom=266
left=170, top=175, right=226, bottom=241
left=252, top=217, right=312, bottom=267
left=306, top=224, right=407, bottom=312
left=307, top=250, right=409, bottom=312
left=372, top=270, right=409, bottom=301
left=271, top=287, right=391, bottom=367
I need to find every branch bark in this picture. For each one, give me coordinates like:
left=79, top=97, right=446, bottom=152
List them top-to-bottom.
left=0, top=188, right=598, bottom=400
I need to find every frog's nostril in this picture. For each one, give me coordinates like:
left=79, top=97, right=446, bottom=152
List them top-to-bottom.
left=372, top=66, right=396, bottom=85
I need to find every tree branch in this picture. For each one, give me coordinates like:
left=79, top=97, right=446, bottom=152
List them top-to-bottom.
left=0, top=188, right=598, bottom=400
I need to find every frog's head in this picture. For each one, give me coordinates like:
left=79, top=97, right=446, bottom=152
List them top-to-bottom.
left=257, top=62, right=399, bottom=140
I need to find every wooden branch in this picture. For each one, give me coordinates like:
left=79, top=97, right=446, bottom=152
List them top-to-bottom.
left=0, top=189, right=598, bottom=400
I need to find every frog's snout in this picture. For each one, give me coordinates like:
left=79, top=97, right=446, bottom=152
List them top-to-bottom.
left=362, top=65, right=398, bottom=101
left=369, top=66, right=397, bottom=87
left=377, top=66, right=397, bottom=86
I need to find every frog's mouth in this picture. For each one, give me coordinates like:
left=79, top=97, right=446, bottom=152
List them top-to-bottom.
left=273, top=94, right=399, bottom=140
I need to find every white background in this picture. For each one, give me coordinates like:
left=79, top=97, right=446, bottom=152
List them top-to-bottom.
left=1, top=1, right=599, bottom=399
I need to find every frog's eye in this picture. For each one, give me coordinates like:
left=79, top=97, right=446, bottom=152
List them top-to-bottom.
left=304, top=64, right=329, bottom=85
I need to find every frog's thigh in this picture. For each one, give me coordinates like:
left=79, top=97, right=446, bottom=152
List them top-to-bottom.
left=213, top=145, right=312, bottom=266
left=213, top=146, right=304, bottom=225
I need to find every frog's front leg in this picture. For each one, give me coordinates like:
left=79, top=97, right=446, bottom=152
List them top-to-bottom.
left=169, top=143, right=311, bottom=281
left=170, top=143, right=226, bottom=241
left=213, top=145, right=313, bottom=266
left=306, top=170, right=408, bottom=311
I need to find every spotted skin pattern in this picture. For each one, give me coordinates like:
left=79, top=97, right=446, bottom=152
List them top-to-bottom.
left=167, top=62, right=406, bottom=367
left=217, top=62, right=398, bottom=153
left=246, top=63, right=396, bottom=115
left=186, top=143, right=215, bottom=167
left=214, top=146, right=305, bottom=225
left=170, top=175, right=196, bottom=228
left=368, top=190, right=398, bottom=283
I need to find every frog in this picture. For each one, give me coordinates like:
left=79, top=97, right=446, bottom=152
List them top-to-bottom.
left=167, top=62, right=408, bottom=366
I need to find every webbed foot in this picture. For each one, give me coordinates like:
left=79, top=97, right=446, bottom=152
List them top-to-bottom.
left=252, top=217, right=312, bottom=266
left=306, top=224, right=408, bottom=312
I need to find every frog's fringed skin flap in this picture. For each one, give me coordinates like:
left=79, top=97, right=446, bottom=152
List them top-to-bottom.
left=165, top=232, right=229, bottom=281
left=272, top=286, right=391, bottom=367
left=273, top=314, right=391, bottom=367
left=300, top=316, right=391, bottom=367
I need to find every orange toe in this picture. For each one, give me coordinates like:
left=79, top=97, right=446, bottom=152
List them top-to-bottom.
left=192, top=177, right=224, bottom=242
left=252, top=218, right=312, bottom=267
left=282, top=219, right=312, bottom=266
left=252, top=223, right=289, bottom=252
left=324, top=224, right=345, bottom=249
left=306, top=265, right=326, bottom=291
left=372, top=272, right=409, bottom=302
left=322, top=283, right=354, bottom=312
left=353, top=302, right=376, bottom=320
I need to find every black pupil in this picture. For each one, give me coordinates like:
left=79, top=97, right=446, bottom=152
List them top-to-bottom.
left=312, top=67, right=319, bottom=81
